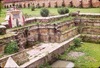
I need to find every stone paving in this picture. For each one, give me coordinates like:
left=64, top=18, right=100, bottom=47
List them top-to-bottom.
left=27, top=43, right=59, bottom=59
left=68, top=51, right=85, bottom=58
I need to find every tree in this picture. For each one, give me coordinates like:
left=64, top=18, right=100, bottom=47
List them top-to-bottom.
left=40, top=8, right=49, bottom=17
left=74, top=38, right=82, bottom=47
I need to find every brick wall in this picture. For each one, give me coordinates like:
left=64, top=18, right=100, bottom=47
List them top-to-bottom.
left=3, top=0, right=100, bottom=8
left=72, top=0, right=81, bottom=7
left=82, top=0, right=90, bottom=8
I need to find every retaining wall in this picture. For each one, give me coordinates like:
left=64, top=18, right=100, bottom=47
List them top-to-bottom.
left=80, top=18, right=100, bottom=43
left=0, top=20, right=77, bottom=54
left=81, top=34, right=100, bottom=43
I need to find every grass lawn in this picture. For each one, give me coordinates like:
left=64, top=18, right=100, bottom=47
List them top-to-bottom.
left=0, top=7, right=100, bottom=23
left=21, top=8, right=100, bottom=16
left=60, top=42, right=100, bottom=68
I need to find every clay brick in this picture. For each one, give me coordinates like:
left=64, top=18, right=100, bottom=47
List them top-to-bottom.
left=72, top=0, right=81, bottom=7
left=82, top=0, right=90, bottom=8
left=92, top=0, right=100, bottom=7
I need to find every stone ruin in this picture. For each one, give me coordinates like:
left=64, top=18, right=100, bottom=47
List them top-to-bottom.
left=5, top=7, right=25, bottom=28
left=0, top=11, right=100, bottom=67
left=0, top=12, right=100, bottom=51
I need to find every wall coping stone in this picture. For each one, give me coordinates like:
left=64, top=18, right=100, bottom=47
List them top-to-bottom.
left=25, top=14, right=69, bottom=21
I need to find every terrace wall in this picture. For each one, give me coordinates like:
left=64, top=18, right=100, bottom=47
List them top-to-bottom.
left=0, top=14, right=100, bottom=67
left=0, top=14, right=100, bottom=54
left=80, top=18, right=100, bottom=43
left=0, top=19, right=78, bottom=54
left=0, top=19, right=78, bottom=68
left=82, top=26, right=100, bottom=35
left=81, top=34, right=100, bottom=43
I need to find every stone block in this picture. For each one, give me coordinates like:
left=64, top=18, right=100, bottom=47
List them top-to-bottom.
left=72, top=0, right=81, bottom=7
left=82, top=0, right=90, bottom=8
left=40, top=35, right=49, bottom=42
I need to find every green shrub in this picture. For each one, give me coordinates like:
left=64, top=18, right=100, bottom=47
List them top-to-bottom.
left=31, top=6, right=35, bottom=11
left=64, top=7, right=69, bottom=13
left=40, top=8, right=49, bottom=17
left=58, top=8, right=69, bottom=15
left=58, top=8, right=65, bottom=15
left=0, top=32, right=4, bottom=35
left=73, top=38, right=82, bottom=47
left=4, top=41, right=19, bottom=54
left=0, top=54, right=3, bottom=58
left=39, top=63, right=51, bottom=68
